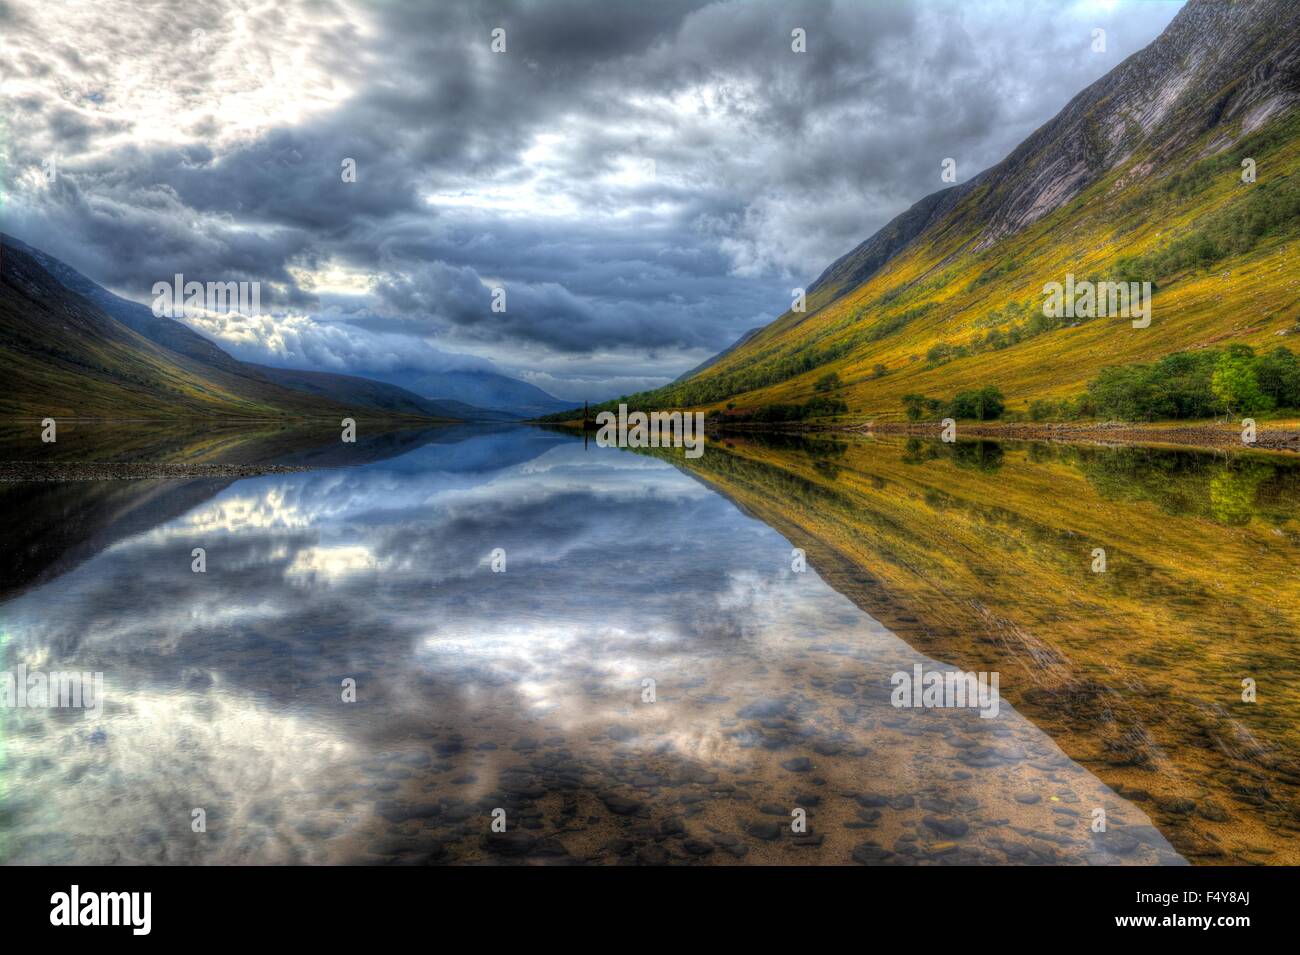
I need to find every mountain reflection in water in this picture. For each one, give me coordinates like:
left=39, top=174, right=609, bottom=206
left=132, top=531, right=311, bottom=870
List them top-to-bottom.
left=10, top=425, right=1280, bottom=865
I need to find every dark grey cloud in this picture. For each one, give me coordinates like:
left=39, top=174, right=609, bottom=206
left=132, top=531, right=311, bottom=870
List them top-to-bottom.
left=1, top=0, right=1182, bottom=400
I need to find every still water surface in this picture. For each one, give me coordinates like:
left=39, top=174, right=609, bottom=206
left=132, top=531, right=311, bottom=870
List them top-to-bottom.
left=2, top=424, right=1295, bottom=864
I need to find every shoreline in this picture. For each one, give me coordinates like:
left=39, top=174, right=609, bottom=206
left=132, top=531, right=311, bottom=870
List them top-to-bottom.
left=548, top=415, right=1300, bottom=454
left=6, top=418, right=1299, bottom=480
left=692, top=418, right=1300, bottom=454
left=843, top=420, right=1300, bottom=453
left=0, top=461, right=314, bottom=482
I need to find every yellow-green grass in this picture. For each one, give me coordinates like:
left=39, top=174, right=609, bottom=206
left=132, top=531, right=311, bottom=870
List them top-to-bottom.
left=646, top=110, right=1300, bottom=422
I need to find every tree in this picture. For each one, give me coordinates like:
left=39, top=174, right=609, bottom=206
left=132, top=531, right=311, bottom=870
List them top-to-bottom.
left=1211, top=345, right=1273, bottom=416
left=1255, top=347, right=1300, bottom=409
left=813, top=371, right=842, bottom=393
left=948, top=386, right=1005, bottom=421
left=902, top=393, right=931, bottom=421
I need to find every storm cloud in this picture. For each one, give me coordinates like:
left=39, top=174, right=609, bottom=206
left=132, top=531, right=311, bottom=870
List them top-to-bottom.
left=0, top=0, right=1181, bottom=399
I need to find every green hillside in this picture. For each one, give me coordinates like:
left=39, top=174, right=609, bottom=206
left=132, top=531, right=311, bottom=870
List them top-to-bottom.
left=577, top=0, right=1300, bottom=426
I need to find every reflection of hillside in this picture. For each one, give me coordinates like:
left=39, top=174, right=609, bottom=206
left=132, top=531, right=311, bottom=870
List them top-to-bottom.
left=0, top=420, right=444, bottom=466
left=0, top=423, right=525, bottom=601
left=360, top=424, right=570, bottom=474
left=669, top=434, right=1300, bottom=864
left=2, top=439, right=1181, bottom=866
left=1061, top=444, right=1300, bottom=527
left=2, top=477, right=234, bottom=603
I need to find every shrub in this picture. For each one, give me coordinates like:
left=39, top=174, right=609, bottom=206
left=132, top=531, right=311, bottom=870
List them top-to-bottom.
left=926, top=342, right=956, bottom=366
left=1212, top=345, right=1273, bottom=415
left=1084, top=346, right=1298, bottom=421
left=1255, top=347, right=1300, bottom=408
left=813, top=371, right=842, bottom=393
left=948, top=386, right=1005, bottom=421
left=904, top=388, right=1004, bottom=421
left=902, top=393, right=944, bottom=421
left=1029, top=399, right=1056, bottom=422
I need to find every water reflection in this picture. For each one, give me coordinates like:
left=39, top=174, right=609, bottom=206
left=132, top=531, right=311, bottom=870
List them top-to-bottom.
left=0, top=426, right=1191, bottom=865
left=679, top=432, right=1300, bottom=864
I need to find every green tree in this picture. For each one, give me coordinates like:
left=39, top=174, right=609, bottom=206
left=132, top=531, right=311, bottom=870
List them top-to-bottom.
left=1211, top=346, right=1273, bottom=416
left=1255, top=347, right=1300, bottom=409
left=813, top=371, right=842, bottom=393
left=948, top=386, right=1005, bottom=421
left=902, top=394, right=944, bottom=421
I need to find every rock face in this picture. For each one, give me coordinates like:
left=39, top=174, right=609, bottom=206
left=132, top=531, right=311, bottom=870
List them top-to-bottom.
left=807, top=0, right=1300, bottom=301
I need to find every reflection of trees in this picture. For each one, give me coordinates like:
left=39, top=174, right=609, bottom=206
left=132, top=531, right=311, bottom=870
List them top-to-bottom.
left=723, top=431, right=851, bottom=481
left=736, top=431, right=848, bottom=458
left=901, top=437, right=941, bottom=465
left=899, top=438, right=1003, bottom=471
left=952, top=440, right=1004, bottom=472
left=1027, top=443, right=1057, bottom=465
left=1068, top=446, right=1298, bottom=526
left=813, top=459, right=840, bottom=481
left=1209, top=461, right=1276, bottom=525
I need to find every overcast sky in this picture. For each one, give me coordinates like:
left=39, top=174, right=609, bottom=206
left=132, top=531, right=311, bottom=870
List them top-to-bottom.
left=1, top=0, right=1183, bottom=401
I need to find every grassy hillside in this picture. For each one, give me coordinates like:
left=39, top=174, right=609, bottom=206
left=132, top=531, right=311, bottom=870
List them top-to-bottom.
left=569, top=0, right=1300, bottom=426
left=596, top=107, right=1300, bottom=424
left=2, top=233, right=258, bottom=379
left=0, top=242, right=347, bottom=418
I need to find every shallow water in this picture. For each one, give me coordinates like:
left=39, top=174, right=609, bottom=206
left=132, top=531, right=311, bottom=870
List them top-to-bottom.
left=4, top=424, right=1292, bottom=864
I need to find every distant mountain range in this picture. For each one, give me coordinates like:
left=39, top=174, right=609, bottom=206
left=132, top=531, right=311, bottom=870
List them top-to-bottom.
left=583, top=0, right=1300, bottom=421
left=0, top=234, right=563, bottom=421
left=244, top=364, right=514, bottom=422
left=372, top=367, right=573, bottom=420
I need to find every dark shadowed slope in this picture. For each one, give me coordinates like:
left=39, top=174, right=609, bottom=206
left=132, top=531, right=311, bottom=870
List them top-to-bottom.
left=3, top=233, right=256, bottom=379
left=4, top=233, right=557, bottom=420
left=1, top=235, right=465, bottom=420
left=0, top=241, right=366, bottom=418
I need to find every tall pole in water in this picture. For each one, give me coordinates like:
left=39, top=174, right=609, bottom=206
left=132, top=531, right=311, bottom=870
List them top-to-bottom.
left=583, top=401, right=589, bottom=450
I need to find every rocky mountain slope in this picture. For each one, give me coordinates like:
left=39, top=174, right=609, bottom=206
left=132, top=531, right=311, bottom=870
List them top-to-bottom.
left=598, top=0, right=1300, bottom=422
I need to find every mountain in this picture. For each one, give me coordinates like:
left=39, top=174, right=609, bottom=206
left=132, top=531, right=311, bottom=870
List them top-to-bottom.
left=607, top=0, right=1300, bottom=421
left=0, top=234, right=504, bottom=421
left=4, top=234, right=255, bottom=379
left=0, top=240, right=362, bottom=418
left=674, top=326, right=765, bottom=382
left=246, top=364, right=516, bottom=421
left=376, top=367, right=570, bottom=419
